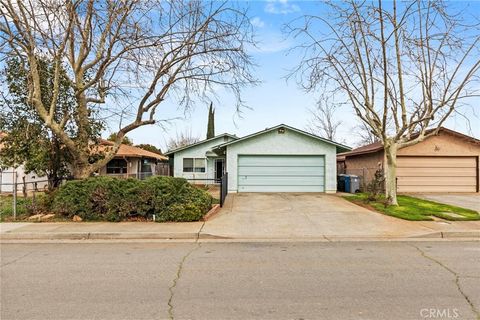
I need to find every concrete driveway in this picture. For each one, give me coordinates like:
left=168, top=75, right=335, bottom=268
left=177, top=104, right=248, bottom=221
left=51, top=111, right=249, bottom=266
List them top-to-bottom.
left=202, top=193, right=452, bottom=239
left=413, top=194, right=480, bottom=212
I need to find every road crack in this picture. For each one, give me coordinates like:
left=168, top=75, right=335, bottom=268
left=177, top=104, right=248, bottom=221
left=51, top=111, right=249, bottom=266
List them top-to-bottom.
left=166, top=221, right=205, bottom=320
left=411, top=244, right=480, bottom=320
left=1, top=251, right=33, bottom=267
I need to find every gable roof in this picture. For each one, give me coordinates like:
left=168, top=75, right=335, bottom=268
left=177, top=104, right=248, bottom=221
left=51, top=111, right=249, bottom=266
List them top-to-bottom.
left=214, top=124, right=351, bottom=152
left=339, top=127, right=480, bottom=158
left=164, top=133, right=238, bottom=155
left=99, top=140, right=168, bottom=161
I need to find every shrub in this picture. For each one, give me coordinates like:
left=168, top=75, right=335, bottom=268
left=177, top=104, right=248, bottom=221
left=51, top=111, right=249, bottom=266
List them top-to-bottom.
left=366, top=169, right=385, bottom=202
left=52, top=176, right=213, bottom=222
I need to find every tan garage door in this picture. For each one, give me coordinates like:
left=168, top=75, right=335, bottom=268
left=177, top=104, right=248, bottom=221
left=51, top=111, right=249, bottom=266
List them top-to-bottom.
left=397, top=156, right=478, bottom=193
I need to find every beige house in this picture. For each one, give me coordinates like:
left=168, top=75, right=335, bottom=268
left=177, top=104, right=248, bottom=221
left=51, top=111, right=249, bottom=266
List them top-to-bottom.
left=338, top=127, right=480, bottom=193
left=0, top=135, right=169, bottom=193
left=97, top=140, right=169, bottom=179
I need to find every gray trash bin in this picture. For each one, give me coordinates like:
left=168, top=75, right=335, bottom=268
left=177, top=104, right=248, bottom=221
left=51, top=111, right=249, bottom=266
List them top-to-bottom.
left=349, top=175, right=361, bottom=193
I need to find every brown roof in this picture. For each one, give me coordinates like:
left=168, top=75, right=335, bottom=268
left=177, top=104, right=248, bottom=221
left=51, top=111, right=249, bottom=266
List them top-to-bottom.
left=339, top=127, right=480, bottom=158
left=0, top=132, right=167, bottom=161
left=99, top=140, right=167, bottom=161
left=338, top=141, right=383, bottom=157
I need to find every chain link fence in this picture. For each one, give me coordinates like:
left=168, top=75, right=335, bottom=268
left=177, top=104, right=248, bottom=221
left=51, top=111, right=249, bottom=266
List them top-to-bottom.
left=344, top=167, right=383, bottom=192
left=0, top=172, right=55, bottom=220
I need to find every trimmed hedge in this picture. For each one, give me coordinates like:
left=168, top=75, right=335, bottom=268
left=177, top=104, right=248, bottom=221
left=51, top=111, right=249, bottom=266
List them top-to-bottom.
left=52, top=176, right=213, bottom=222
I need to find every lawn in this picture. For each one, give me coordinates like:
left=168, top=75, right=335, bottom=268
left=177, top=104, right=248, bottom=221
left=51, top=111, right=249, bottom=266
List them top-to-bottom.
left=344, top=193, right=480, bottom=221
left=0, top=195, right=31, bottom=221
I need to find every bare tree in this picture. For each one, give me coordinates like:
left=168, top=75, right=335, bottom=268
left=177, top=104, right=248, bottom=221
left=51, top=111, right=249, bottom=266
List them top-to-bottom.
left=0, top=0, right=256, bottom=178
left=288, top=0, right=480, bottom=205
left=306, top=95, right=342, bottom=141
left=354, top=122, right=380, bottom=147
left=166, top=129, right=200, bottom=151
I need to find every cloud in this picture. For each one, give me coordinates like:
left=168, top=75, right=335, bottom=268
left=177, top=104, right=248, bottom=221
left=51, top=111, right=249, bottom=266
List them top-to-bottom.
left=264, top=0, right=300, bottom=15
left=250, top=17, right=265, bottom=28
left=248, top=31, right=293, bottom=54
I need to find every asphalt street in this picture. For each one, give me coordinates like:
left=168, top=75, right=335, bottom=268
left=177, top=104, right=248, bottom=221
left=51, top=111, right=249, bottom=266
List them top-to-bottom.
left=1, top=241, right=479, bottom=320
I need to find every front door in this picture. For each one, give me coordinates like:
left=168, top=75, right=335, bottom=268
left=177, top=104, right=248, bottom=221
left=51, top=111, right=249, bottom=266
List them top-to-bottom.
left=215, top=159, right=225, bottom=180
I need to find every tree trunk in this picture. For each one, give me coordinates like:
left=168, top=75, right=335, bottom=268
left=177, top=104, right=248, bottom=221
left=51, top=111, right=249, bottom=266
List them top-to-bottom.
left=384, top=143, right=398, bottom=206
left=71, top=162, right=92, bottom=180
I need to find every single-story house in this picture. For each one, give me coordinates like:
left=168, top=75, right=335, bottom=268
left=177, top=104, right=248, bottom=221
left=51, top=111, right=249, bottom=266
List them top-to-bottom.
left=165, top=124, right=351, bottom=193
left=337, top=127, right=480, bottom=193
left=0, top=132, right=50, bottom=193
left=0, top=135, right=169, bottom=193
left=97, top=140, right=169, bottom=178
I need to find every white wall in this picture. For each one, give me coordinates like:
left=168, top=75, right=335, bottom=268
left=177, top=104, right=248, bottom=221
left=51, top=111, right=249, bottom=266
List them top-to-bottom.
left=226, top=129, right=337, bottom=193
left=173, top=136, right=232, bottom=180
left=0, top=166, right=49, bottom=193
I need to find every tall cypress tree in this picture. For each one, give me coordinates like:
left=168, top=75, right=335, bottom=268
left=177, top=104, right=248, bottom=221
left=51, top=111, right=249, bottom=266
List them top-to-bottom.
left=206, top=102, right=215, bottom=139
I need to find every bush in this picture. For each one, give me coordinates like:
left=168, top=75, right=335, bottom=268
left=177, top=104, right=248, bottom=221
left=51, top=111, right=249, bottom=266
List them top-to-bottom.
left=366, top=169, right=385, bottom=202
left=52, top=176, right=213, bottom=222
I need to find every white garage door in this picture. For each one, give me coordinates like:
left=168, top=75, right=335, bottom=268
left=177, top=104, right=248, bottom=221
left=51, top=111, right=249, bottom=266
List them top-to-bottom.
left=238, top=155, right=325, bottom=192
left=397, top=156, right=478, bottom=193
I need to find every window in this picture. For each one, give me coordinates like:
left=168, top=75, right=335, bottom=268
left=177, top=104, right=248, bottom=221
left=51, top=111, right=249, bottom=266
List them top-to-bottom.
left=183, top=158, right=205, bottom=173
left=183, top=158, right=194, bottom=172
left=194, top=158, right=205, bottom=172
left=106, top=159, right=127, bottom=174
left=140, top=159, right=152, bottom=173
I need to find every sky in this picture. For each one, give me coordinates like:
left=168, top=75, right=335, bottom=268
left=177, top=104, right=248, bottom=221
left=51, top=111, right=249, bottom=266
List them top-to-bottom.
left=115, top=0, right=480, bottom=151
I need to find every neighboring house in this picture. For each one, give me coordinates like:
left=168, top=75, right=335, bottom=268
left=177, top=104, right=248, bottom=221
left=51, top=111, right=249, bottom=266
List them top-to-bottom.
left=166, top=124, right=350, bottom=193
left=337, top=127, right=480, bottom=193
left=0, top=131, right=49, bottom=193
left=0, top=136, right=169, bottom=193
left=97, top=140, right=169, bottom=178
left=0, top=166, right=49, bottom=193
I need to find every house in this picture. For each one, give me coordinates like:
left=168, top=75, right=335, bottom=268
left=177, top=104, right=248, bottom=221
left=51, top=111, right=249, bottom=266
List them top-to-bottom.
left=166, top=124, right=351, bottom=193
left=337, top=127, right=480, bottom=193
left=0, top=132, right=49, bottom=193
left=165, top=133, right=238, bottom=182
left=0, top=134, right=169, bottom=193
left=97, top=140, right=169, bottom=178
left=0, top=165, right=49, bottom=194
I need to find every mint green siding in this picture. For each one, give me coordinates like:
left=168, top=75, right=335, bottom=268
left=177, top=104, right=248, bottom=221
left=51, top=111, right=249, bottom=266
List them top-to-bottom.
left=226, top=129, right=337, bottom=193
left=238, top=155, right=325, bottom=192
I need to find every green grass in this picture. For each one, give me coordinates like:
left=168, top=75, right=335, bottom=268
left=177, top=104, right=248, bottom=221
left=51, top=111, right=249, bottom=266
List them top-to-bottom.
left=344, top=193, right=480, bottom=221
left=0, top=195, right=31, bottom=221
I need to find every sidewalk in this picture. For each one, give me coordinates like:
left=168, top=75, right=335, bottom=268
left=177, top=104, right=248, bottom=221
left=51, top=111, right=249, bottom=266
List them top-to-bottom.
left=1, top=219, right=479, bottom=241
left=0, top=222, right=205, bottom=240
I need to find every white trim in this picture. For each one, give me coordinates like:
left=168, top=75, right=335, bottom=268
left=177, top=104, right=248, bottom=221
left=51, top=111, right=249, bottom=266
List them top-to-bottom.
left=215, top=124, right=351, bottom=152
left=165, top=134, right=237, bottom=155
left=182, top=157, right=206, bottom=173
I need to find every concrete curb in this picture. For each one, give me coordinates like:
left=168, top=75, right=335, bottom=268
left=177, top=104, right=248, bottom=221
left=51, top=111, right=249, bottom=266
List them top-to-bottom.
left=202, top=204, right=221, bottom=221
left=1, top=230, right=478, bottom=241
left=415, top=230, right=480, bottom=239
left=0, top=232, right=200, bottom=240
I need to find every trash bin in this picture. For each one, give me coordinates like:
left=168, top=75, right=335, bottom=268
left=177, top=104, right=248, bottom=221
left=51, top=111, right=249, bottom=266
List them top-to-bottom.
left=337, top=174, right=347, bottom=192
left=344, top=175, right=351, bottom=193
left=349, top=175, right=361, bottom=193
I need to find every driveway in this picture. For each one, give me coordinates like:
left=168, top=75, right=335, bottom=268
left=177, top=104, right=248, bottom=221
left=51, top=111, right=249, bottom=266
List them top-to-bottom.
left=202, top=193, right=445, bottom=239
left=413, top=194, right=480, bottom=212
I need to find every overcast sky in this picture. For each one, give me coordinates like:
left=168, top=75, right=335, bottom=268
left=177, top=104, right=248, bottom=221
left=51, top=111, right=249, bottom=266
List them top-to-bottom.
left=114, top=0, right=480, bottom=151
